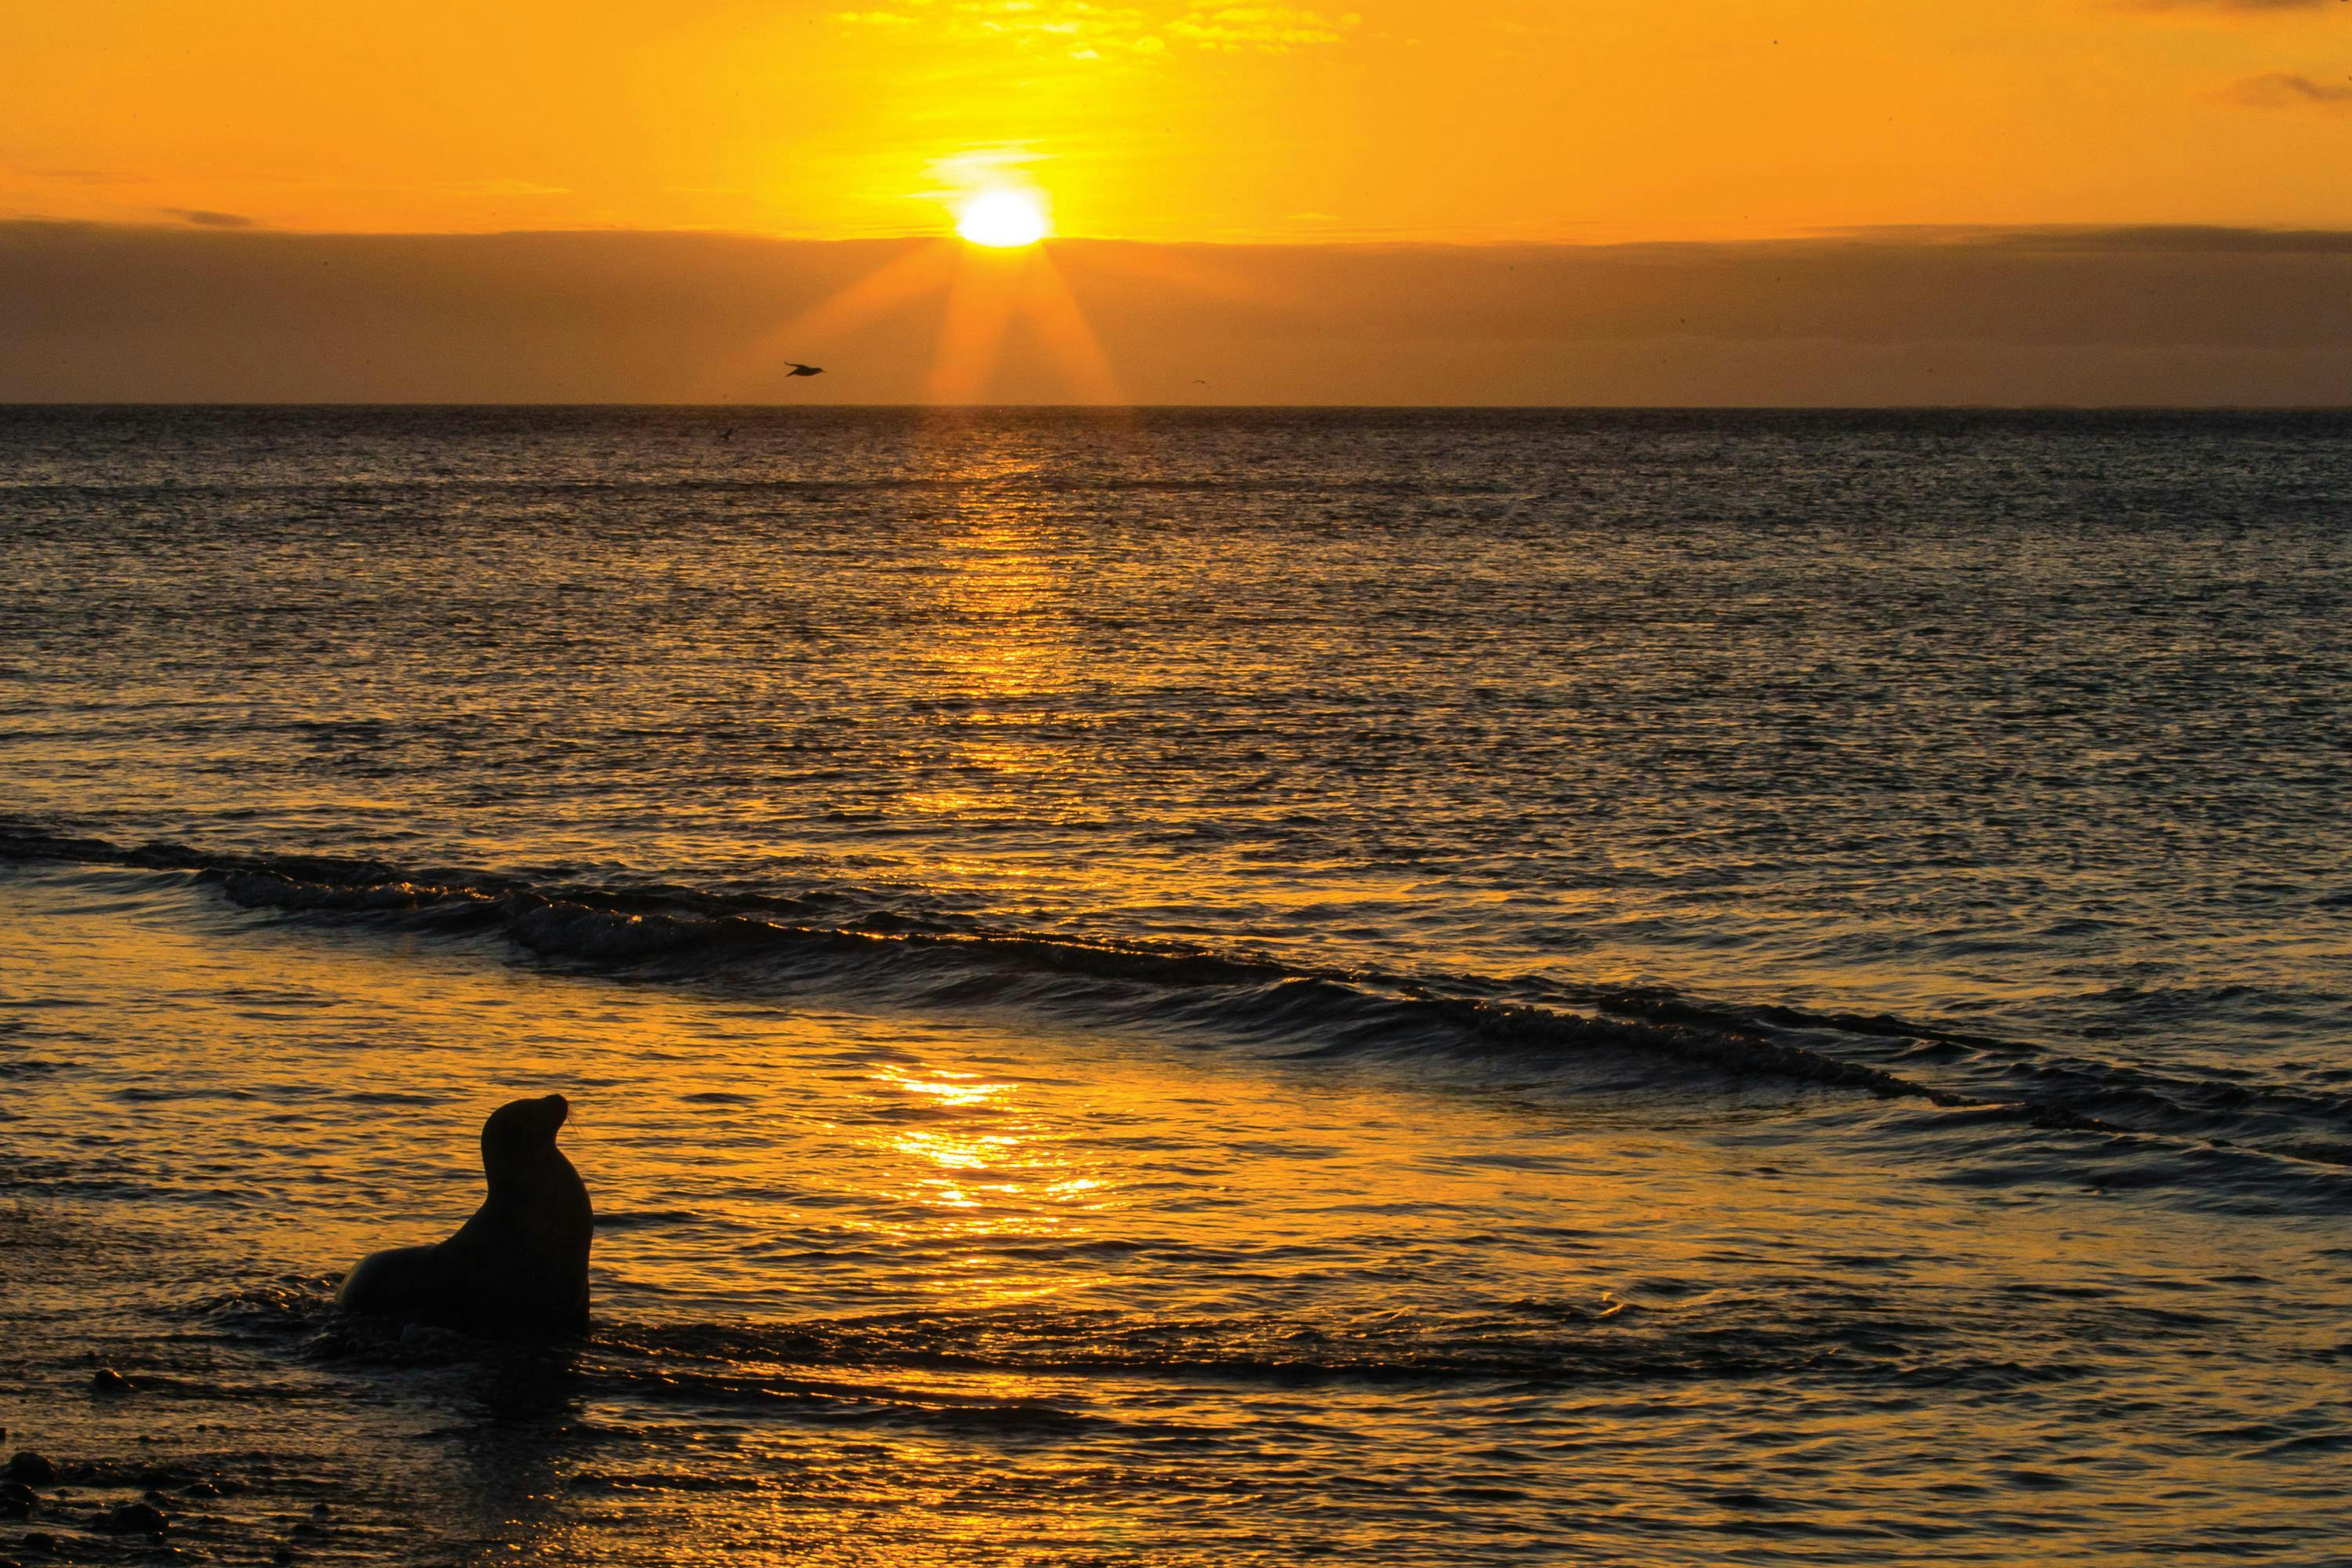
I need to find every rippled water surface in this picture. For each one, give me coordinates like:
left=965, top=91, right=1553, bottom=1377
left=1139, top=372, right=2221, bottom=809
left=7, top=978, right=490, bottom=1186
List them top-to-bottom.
left=2, top=407, right=2349, bottom=1564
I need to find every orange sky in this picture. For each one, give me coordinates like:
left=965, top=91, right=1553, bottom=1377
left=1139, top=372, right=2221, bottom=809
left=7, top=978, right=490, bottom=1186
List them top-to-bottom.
left=4, top=0, right=2347, bottom=242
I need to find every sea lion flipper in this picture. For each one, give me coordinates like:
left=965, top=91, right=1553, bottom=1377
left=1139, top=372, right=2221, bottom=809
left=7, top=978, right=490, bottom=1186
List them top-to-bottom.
left=335, top=1243, right=441, bottom=1319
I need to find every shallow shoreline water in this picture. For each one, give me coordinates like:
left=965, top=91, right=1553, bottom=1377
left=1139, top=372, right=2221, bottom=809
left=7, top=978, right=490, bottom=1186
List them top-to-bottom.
left=5, top=408, right=2349, bottom=1563
left=7, top=861, right=2349, bottom=1564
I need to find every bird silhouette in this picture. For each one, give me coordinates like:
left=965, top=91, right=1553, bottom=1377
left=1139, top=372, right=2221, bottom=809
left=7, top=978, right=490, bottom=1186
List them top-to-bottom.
left=784, top=362, right=825, bottom=378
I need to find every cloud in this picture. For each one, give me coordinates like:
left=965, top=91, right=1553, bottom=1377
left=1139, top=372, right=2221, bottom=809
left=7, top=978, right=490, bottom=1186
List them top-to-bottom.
left=831, top=0, right=1354, bottom=56
left=2133, top=0, right=2343, bottom=13
left=1167, top=5, right=1360, bottom=51
left=2227, top=71, right=2352, bottom=109
left=922, top=145, right=1052, bottom=204
left=9, top=164, right=146, bottom=187
left=445, top=180, right=572, bottom=198
left=167, top=209, right=256, bottom=228
left=2, top=222, right=2346, bottom=406
left=1848, top=223, right=2352, bottom=253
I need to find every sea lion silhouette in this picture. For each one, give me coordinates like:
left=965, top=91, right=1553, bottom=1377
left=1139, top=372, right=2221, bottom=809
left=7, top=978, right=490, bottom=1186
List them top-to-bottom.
left=335, top=1094, right=593, bottom=1338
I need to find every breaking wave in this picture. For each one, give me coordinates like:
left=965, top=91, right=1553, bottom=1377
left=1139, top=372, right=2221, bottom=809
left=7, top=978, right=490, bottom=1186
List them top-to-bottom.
left=5, top=821, right=2349, bottom=1182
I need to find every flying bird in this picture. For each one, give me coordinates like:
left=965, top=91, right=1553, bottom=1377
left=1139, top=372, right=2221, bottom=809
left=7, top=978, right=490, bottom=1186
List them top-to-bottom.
left=784, top=362, right=826, bottom=378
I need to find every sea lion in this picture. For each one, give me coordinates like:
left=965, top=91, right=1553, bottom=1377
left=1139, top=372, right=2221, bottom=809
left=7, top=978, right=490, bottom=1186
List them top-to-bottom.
left=335, top=1094, right=593, bottom=1339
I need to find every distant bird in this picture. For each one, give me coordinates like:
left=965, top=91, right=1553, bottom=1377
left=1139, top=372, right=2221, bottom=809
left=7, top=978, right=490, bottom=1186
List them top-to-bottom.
left=784, top=362, right=826, bottom=378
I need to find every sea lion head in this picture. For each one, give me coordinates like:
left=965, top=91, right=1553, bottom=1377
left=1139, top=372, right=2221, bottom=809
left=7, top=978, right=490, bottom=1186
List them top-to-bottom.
left=481, top=1094, right=571, bottom=1184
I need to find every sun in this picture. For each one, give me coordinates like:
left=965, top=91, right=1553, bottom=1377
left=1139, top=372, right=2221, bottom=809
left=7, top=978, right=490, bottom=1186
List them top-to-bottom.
left=956, top=190, right=1050, bottom=249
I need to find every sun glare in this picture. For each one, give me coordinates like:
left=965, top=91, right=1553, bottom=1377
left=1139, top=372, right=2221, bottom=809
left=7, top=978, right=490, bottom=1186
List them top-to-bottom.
left=956, top=190, right=1050, bottom=249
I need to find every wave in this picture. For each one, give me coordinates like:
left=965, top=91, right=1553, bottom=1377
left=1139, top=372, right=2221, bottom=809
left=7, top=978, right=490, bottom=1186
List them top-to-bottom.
left=0, top=822, right=1947, bottom=1098
left=5, top=822, right=2350, bottom=1181
left=200, top=1281, right=2118, bottom=1404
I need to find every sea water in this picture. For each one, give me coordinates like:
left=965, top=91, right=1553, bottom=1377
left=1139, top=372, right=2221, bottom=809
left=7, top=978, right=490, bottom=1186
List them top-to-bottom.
left=2, top=406, right=2348, bottom=1564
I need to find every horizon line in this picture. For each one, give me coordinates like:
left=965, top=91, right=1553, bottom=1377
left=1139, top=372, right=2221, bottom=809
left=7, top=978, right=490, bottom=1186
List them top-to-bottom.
left=9, top=217, right=2352, bottom=253
left=9, top=401, right=2350, bottom=414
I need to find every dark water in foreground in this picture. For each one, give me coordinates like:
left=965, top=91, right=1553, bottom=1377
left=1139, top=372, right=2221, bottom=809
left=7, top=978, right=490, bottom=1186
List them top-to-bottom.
left=2, top=407, right=2349, bottom=1564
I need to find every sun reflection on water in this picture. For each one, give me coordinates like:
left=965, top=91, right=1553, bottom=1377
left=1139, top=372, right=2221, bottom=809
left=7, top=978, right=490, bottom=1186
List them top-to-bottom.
left=877, top=491, right=1106, bottom=839
left=861, top=1062, right=1112, bottom=1308
left=876, top=1067, right=1014, bottom=1112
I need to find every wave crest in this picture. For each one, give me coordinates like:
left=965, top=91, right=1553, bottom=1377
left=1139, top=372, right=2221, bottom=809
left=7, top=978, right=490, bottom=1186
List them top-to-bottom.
left=6, top=821, right=2350, bottom=1181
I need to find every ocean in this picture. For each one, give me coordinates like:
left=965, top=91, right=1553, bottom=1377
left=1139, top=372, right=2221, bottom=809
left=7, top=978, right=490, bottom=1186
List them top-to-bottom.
left=2, top=405, right=2348, bottom=1565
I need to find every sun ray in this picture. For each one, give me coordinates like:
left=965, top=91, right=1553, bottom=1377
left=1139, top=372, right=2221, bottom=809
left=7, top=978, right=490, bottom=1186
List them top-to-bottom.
left=690, top=162, right=1136, bottom=405
left=1058, top=240, right=1297, bottom=310
left=701, top=241, right=960, bottom=399
left=777, top=241, right=961, bottom=344
left=1023, top=247, right=1127, bottom=406
left=926, top=249, right=1029, bottom=403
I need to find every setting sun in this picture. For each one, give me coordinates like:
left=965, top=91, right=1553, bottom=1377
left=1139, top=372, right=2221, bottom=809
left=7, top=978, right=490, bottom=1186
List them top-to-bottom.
left=956, top=190, right=1050, bottom=249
